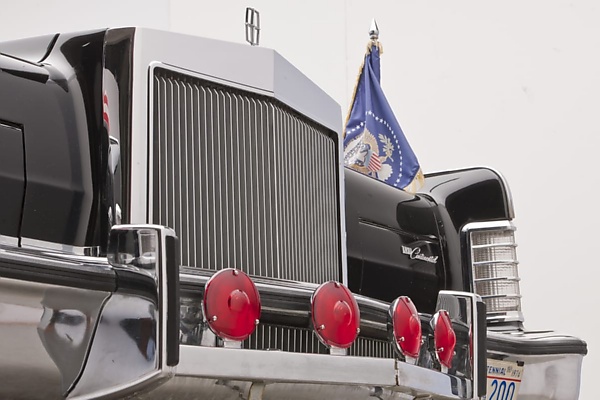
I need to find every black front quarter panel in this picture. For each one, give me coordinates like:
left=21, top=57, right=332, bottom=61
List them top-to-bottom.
left=0, top=30, right=111, bottom=250
left=420, top=167, right=513, bottom=292
left=344, top=168, right=445, bottom=314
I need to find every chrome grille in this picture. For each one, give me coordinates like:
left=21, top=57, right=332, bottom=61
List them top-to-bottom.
left=151, top=67, right=341, bottom=283
left=245, top=324, right=394, bottom=358
left=245, top=324, right=328, bottom=354
left=349, top=337, right=395, bottom=359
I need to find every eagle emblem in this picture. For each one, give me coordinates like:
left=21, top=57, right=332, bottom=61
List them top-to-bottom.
left=344, top=128, right=395, bottom=181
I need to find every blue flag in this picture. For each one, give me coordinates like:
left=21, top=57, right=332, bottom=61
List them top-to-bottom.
left=344, top=43, right=423, bottom=193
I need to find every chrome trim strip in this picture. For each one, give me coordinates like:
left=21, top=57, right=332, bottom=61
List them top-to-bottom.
left=489, top=167, right=516, bottom=220
left=462, top=220, right=516, bottom=232
left=0, top=235, right=18, bottom=247
left=20, top=237, right=100, bottom=257
left=0, top=243, right=115, bottom=292
left=471, top=243, right=517, bottom=249
left=0, top=249, right=110, bottom=270
left=472, top=260, right=519, bottom=265
left=472, top=275, right=521, bottom=285
left=474, top=276, right=521, bottom=283
left=479, top=294, right=522, bottom=300
left=485, top=310, right=525, bottom=323
left=177, top=346, right=471, bottom=399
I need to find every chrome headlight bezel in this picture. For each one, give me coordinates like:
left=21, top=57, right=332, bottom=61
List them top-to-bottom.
left=462, top=220, right=524, bottom=324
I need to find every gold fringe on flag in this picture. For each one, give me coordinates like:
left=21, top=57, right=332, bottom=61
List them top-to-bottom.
left=403, top=168, right=425, bottom=195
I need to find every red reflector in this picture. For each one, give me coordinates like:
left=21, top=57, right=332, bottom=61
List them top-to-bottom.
left=203, top=268, right=261, bottom=341
left=311, top=281, right=360, bottom=349
left=389, top=296, right=422, bottom=360
left=433, top=310, right=456, bottom=369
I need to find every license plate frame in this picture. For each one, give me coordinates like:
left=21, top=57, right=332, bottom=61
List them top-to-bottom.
left=486, top=358, right=524, bottom=400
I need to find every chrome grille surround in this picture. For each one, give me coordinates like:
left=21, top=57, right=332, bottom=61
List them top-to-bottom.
left=150, top=66, right=341, bottom=284
left=462, top=221, right=524, bottom=324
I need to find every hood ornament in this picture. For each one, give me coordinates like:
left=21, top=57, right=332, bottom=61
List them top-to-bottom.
left=245, top=7, right=261, bottom=46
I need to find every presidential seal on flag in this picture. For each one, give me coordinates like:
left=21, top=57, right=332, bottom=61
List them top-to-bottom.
left=344, top=114, right=399, bottom=183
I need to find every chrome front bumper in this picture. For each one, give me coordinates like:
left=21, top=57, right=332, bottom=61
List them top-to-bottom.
left=0, top=223, right=587, bottom=400
left=487, top=330, right=586, bottom=400
left=137, top=341, right=584, bottom=400
left=146, top=346, right=473, bottom=400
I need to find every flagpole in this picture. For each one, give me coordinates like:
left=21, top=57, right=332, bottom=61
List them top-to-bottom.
left=344, top=19, right=382, bottom=138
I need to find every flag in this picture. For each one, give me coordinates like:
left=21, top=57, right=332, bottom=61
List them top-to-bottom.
left=343, top=42, right=424, bottom=193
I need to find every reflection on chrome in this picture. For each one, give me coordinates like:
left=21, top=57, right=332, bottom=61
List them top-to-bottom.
left=108, top=228, right=159, bottom=272
left=35, top=287, right=108, bottom=395
left=68, top=294, right=160, bottom=398
left=39, top=309, right=88, bottom=347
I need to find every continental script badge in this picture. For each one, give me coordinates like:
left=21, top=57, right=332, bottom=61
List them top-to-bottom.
left=401, top=245, right=438, bottom=264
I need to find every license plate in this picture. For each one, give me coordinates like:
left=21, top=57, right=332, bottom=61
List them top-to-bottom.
left=486, top=359, right=524, bottom=400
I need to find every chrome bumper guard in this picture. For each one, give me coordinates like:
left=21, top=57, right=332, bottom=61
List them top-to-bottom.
left=70, top=225, right=180, bottom=399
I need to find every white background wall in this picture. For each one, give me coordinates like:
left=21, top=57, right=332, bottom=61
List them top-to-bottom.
left=2, top=1, right=595, bottom=398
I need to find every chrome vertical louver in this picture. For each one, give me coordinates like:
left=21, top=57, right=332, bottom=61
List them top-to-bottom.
left=151, top=67, right=341, bottom=284
left=463, top=221, right=524, bottom=324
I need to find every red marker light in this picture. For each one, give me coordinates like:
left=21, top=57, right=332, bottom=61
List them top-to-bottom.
left=103, top=92, right=110, bottom=131
left=203, top=268, right=261, bottom=341
left=311, top=281, right=360, bottom=349
left=389, top=296, right=422, bottom=360
left=433, top=310, right=456, bottom=370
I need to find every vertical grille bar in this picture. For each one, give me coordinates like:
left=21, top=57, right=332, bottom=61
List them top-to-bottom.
left=152, top=68, right=340, bottom=284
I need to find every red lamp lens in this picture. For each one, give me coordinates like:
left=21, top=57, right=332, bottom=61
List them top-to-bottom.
left=203, top=268, right=261, bottom=341
left=311, top=281, right=360, bottom=349
left=389, top=296, right=422, bottom=359
left=433, top=310, right=456, bottom=369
